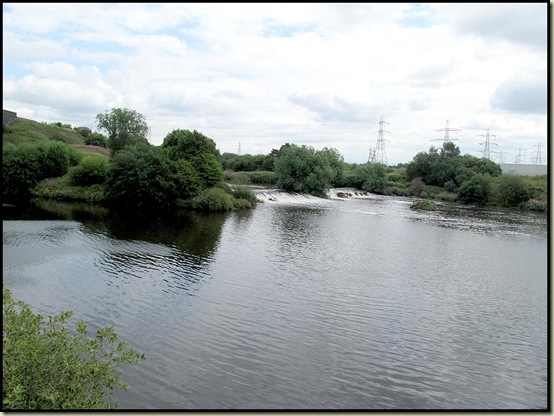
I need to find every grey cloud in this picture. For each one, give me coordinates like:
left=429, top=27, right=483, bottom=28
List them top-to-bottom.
left=444, top=3, right=547, bottom=50
left=490, top=78, right=547, bottom=114
left=289, top=92, right=380, bottom=123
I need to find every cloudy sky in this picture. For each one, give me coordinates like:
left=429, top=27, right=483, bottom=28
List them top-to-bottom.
left=3, top=3, right=548, bottom=165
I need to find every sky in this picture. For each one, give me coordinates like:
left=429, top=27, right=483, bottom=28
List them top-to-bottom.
left=2, top=2, right=549, bottom=165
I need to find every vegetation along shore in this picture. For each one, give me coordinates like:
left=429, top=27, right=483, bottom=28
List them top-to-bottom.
left=3, top=107, right=547, bottom=214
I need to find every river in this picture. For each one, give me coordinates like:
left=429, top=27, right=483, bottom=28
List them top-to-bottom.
left=2, top=192, right=548, bottom=410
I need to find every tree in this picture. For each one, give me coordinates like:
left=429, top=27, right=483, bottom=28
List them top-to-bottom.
left=95, top=108, right=149, bottom=154
left=162, top=129, right=223, bottom=188
left=162, top=129, right=220, bottom=160
left=440, top=141, right=461, bottom=159
left=273, top=143, right=339, bottom=198
left=104, top=144, right=179, bottom=211
left=362, top=163, right=387, bottom=194
left=457, top=173, right=492, bottom=206
left=493, top=174, right=531, bottom=207
left=3, top=288, right=145, bottom=409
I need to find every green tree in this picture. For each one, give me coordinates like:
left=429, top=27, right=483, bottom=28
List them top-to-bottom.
left=95, top=108, right=149, bottom=154
left=162, top=129, right=223, bottom=188
left=162, top=129, right=220, bottom=160
left=440, top=141, right=461, bottom=159
left=3, top=143, right=42, bottom=202
left=274, top=143, right=338, bottom=198
left=104, top=144, right=178, bottom=211
left=69, top=156, right=110, bottom=186
left=362, top=163, right=387, bottom=194
left=457, top=173, right=492, bottom=206
left=493, top=174, right=531, bottom=207
left=3, top=287, right=145, bottom=409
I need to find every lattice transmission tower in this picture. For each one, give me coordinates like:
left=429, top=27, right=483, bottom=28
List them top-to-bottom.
left=367, top=116, right=390, bottom=164
left=434, top=120, right=461, bottom=144
left=477, top=127, right=500, bottom=160
left=531, top=142, right=545, bottom=164
left=367, top=146, right=376, bottom=164
left=513, top=147, right=525, bottom=164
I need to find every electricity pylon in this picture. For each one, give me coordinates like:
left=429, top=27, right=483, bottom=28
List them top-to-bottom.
left=373, top=115, right=390, bottom=165
left=434, top=120, right=461, bottom=143
left=478, top=127, right=500, bottom=160
left=237, top=142, right=242, bottom=156
left=531, top=142, right=545, bottom=164
left=367, top=146, right=376, bottom=164
left=513, top=147, right=525, bottom=164
left=492, top=149, right=509, bottom=164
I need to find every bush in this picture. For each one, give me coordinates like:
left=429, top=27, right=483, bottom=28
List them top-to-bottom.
left=85, top=133, right=108, bottom=148
left=36, top=141, right=72, bottom=178
left=3, top=143, right=42, bottom=202
left=104, top=145, right=176, bottom=211
left=69, top=156, right=109, bottom=186
left=457, top=173, right=492, bottom=206
left=493, top=174, right=531, bottom=207
left=408, top=177, right=425, bottom=196
left=232, top=186, right=258, bottom=204
left=191, top=187, right=235, bottom=211
left=410, top=199, right=436, bottom=210
left=520, top=199, right=547, bottom=212
left=3, top=288, right=145, bottom=410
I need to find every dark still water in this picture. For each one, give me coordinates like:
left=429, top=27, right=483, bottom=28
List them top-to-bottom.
left=3, top=194, right=548, bottom=410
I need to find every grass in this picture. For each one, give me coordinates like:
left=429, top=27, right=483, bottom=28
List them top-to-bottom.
left=3, top=118, right=87, bottom=146
left=33, top=175, right=106, bottom=203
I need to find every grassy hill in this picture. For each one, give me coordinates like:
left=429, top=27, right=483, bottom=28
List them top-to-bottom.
left=3, top=118, right=110, bottom=157
left=3, top=118, right=87, bottom=146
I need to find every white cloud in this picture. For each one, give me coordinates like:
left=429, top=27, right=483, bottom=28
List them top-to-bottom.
left=2, top=2, right=547, bottom=165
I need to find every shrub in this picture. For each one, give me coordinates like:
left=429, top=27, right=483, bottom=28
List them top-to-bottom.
left=74, top=127, right=92, bottom=138
left=85, top=133, right=108, bottom=148
left=36, top=141, right=72, bottom=178
left=3, top=143, right=42, bottom=202
left=104, top=145, right=176, bottom=211
left=69, top=156, right=109, bottom=186
left=457, top=173, right=492, bottom=206
left=493, top=174, right=531, bottom=207
left=408, top=177, right=425, bottom=196
left=232, top=186, right=258, bottom=204
left=191, top=187, right=235, bottom=211
left=233, top=198, right=253, bottom=209
left=410, top=199, right=436, bottom=210
left=520, top=199, right=547, bottom=212
left=3, top=288, right=145, bottom=410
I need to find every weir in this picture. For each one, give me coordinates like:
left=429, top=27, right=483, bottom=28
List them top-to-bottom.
left=251, top=187, right=374, bottom=204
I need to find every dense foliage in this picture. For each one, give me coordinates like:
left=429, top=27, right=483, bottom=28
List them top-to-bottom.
left=95, top=108, right=149, bottom=154
left=3, top=110, right=545, bottom=212
left=162, top=129, right=224, bottom=188
left=3, top=141, right=81, bottom=203
left=405, top=142, right=502, bottom=190
left=273, top=143, right=344, bottom=198
left=104, top=144, right=187, bottom=211
left=221, top=152, right=276, bottom=172
left=69, top=156, right=110, bottom=186
left=492, top=174, right=532, bottom=207
left=3, top=288, right=145, bottom=410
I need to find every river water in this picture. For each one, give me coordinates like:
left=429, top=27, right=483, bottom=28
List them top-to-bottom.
left=2, top=192, right=548, bottom=410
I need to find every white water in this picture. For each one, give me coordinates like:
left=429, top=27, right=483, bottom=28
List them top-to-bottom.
left=253, top=187, right=375, bottom=204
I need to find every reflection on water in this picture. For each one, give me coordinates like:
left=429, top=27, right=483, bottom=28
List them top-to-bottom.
left=2, top=197, right=548, bottom=410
